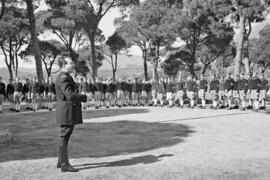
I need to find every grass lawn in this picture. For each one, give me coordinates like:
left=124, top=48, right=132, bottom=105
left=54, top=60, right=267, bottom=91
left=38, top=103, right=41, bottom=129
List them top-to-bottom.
left=0, top=108, right=193, bottom=163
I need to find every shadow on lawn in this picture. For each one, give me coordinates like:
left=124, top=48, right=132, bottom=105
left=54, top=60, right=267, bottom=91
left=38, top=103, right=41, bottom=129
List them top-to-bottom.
left=0, top=108, right=194, bottom=163
left=75, top=154, right=173, bottom=170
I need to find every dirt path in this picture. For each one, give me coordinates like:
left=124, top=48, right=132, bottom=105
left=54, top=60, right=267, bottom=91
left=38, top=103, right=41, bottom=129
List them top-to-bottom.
left=1, top=107, right=270, bottom=180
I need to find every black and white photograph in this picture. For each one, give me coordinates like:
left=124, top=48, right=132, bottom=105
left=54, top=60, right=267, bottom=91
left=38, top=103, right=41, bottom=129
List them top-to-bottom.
left=1, top=0, right=270, bottom=179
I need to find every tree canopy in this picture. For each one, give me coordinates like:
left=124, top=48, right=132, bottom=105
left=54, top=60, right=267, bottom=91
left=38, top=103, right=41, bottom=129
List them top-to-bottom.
left=1, top=0, right=270, bottom=80
left=161, top=0, right=234, bottom=78
left=225, top=0, right=270, bottom=75
left=0, top=6, right=30, bottom=80
left=248, top=25, right=270, bottom=73
left=105, top=32, right=127, bottom=81
left=20, top=40, right=66, bottom=77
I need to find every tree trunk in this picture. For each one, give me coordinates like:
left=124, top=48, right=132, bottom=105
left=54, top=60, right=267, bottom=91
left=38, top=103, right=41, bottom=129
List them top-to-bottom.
left=0, top=0, right=5, bottom=20
left=26, top=0, right=44, bottom=83
left=234, top=16, right=246, bottom=76
left=89, top=33, right=97, bottom=81
left=243, top=37, right=251, bottom=76
left=189, top=40, right=198, bottom=79
left=153, top=45, right=160, bottom=81
left=69, top=48, right=77, bottom=62
left=9, top=50, right=17, bottom=78
left=142, top=50, right=148, bottom=81
left=15, top=52, right=19, bottom=77
left=6, top=53, right=14, bottom=80
left=10, top=53, right=16, bottom=78
left=110, top=54, right=118, bottom=82
left=113, top=54, right=118, bottom=82
left=153, top=57, right=159, bottom=81
left=243, top=57, right=250, bottom=75
left=7, top=58, right=14, bottom=80
left=153, top=61, right=158, bottom=81
left=47, top=62, right=55, bottom=78
left=11, top=63, right=16, bottom=78
left=188, top=63, right=197, bottom=79
left=45, top=64, right=51, bottom=78
left=201, top=64, right=208, bottom=75
left=7, top=65, right=13, bottom=80
left=47, top=69, right=51, bottom=78
left=112, top=69, right=116, bottom=82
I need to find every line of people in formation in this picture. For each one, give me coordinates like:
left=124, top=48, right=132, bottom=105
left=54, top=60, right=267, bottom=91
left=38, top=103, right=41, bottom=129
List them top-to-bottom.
left=0, top=71, right=269, bottom=114
left=0, top=76, right=56, bottom=113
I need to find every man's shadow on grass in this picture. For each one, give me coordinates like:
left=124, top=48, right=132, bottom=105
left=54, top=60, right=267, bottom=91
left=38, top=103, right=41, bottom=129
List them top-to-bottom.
left=0, top=107, right=193, bottom=162
left=75, top=154, right=173, bottom=170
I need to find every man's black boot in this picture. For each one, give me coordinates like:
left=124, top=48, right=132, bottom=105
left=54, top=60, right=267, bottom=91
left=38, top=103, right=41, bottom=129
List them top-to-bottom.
left=60, top=143, right=78, bottom=172
left=61, top=163, right=79, bottom=172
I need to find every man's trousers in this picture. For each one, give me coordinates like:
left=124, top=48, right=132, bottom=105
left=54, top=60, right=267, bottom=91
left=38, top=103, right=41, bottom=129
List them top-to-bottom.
left=57, top=125, right=74, bottom=165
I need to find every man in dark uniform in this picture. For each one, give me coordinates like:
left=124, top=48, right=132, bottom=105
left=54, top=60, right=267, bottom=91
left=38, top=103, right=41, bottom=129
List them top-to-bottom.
left=55, top=57, right=87, bottom=172
left=249, top=72, right=261, bottom=111
left=224, top=73, right=234, bottom=110
left=238, top=73, right=249, bottom=111
left=198, top=74, right=208, bottom=109
left=209, top=74, right=219, bottom=110
left=247, top=74, right=253, bottom=109
left=259, top=74, right=268, bottom=110
left=186, top=75, right=197, bottom=109
left=232, top=75, right=240, bottom=109
left=0, top=76, right=5, bottom=113
left=176, top=76, right=186, bottom=108
left=218, top=76, right=226, bottom=109
left=13, top=77, right=23, bottom=112
left=31, top=77, right=39, bottom=111
left=23, top=78, right=31, bottom=110
left=86, top=78, right=93, bottom=108
left=94, top=78, right=102, bottom=109
left=116, top=78, right=124, bottom=107
left=122, top=78, right=129, bottom=106
left=132, top=78, right=140, bottom=106
left=157, top=78, right=166, bottom=107
left=165, top=78, right=174, bottom=108
left=6, top=79, right=15, bottom=111
left=98, top=79, right=104, bottom=107
left=101, top=79, right=107, bottom=107
left=104, top=79, right=111, bottom=108
left=127, top=79, right=133, bottom=106
left=151, top=79, right=158, bottom=106
left=39, top=80, right=46, bottom=109
left=110, top=80, right=117, bottom=107
left=140, top=80, right=147, bottom=106
left=145, top=80, right=152, bottom=106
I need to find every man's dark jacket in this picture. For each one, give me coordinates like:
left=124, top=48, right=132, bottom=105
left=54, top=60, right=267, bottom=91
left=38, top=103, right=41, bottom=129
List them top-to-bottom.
left=55, top=71, right=87, bottom=125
